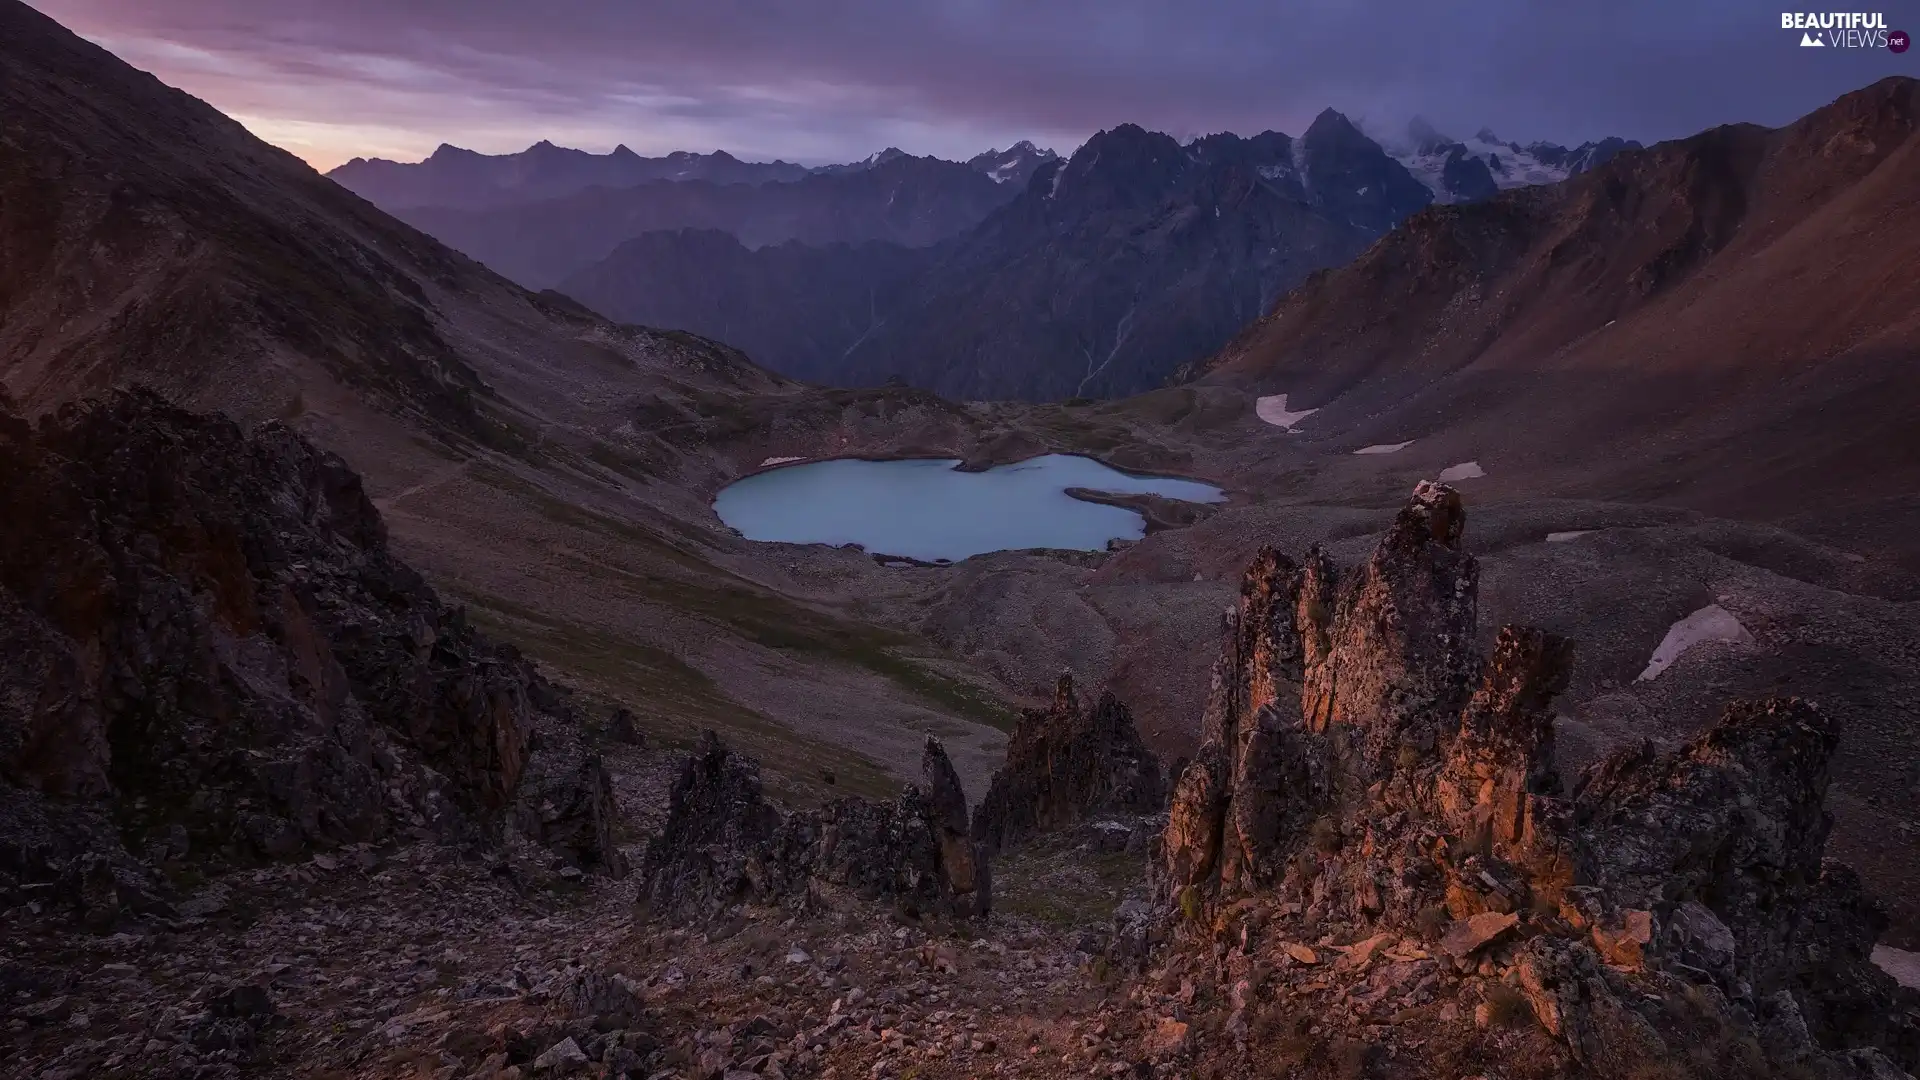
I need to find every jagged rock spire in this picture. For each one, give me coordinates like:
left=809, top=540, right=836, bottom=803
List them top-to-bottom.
left=1157, top=482, right=1917, bottom=1074
left=971, top=671, right=1167, bottom=855
left=639, top=731, right=989, bottom=923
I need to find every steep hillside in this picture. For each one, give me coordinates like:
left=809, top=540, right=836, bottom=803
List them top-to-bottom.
left=0, top=0, right=1026, bottom=804
left=1200, top=77, right=1920, bottom=532
left=559, top=229, right=937, bottom=384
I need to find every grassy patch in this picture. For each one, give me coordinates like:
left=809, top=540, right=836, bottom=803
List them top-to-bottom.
left=464, top=462, right=1020, bottom=769
left=451, top=585, right=897, bottom=804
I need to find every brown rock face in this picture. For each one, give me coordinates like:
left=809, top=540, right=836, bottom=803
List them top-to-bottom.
left=0, top=392, right=623, bottom=919
left=1159, top=482, right=1919, bottom=1076
left=971, top=673, right=1167, bottom=855
left=639, top=732, right=988, bottom=923
left=921, top=738, right=986, bottom=914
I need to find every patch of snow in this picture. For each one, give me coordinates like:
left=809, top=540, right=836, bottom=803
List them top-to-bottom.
left=1383, top=134, right=1573, bottom=200
left=1256, top=163, right=1291, bottom=181
left=1047, top=164, right=1068, bottom=200
left=1357, top=185, right=1369, bottom=195
left=1255, top=394, right=1317, bottom=431
left=1353, top=441, right=1415, bottom=455
left=758, top=456, right=804, bottom=468
left=1436, top=461, right=1484, bottom=481
left=1545, top=530, right=1591, bottom=543
left=1636, top=604, right=1754, bottom=682
left=1874, top=946, right=1920, bottom=990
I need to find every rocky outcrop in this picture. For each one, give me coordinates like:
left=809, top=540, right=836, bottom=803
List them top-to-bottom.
left=0, top=391, right=624, bottom=924
left=1158, top=481, right=1920, bottom=1077
left=972, top=674, right=1167, bottom=854
left=639, top=733, right=988, bottom=923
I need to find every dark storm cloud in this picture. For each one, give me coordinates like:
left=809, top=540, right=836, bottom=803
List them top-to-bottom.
left=28, top=0, right=1917, bottom=168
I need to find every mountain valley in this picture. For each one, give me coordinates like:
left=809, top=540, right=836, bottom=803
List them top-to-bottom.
left=4, top=2, right=1920, bottom=1078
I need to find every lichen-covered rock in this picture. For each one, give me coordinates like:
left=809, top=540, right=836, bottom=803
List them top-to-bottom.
left=0, top=390, right=625, bottom=925
left=1298, top=480, right=1480, bottom=767
left=1156, top=482, right=1920, bottom=1077
left=972, top=673, right=1167, bottom=854
left=636, top=732, right=787, bottom=920
left=638, top=732, right=987, bottom=923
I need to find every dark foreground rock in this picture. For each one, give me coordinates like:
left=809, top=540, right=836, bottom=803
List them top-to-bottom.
left=0, top=390, right=623, bottom=928
left=1158, top=481, right=1920, bottom=1079
left=972, top=673, right=1167, bottom=855
left=638, top=732, right=988, bottom=923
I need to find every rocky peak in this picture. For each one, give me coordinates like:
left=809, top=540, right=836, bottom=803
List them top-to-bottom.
left=1299, top=109, right=1433, bottom=230
left=1407, top=115, right=1451, bottom=153
left=1053, top=124, right=1190, bottom=210
left=0, top=391, right=626, bottom=930
left=1156, top=482, right=1919, bottom=1076
left=970, top=672, right=1167, bottom=855
left=638, top=732, right=988, bottom=924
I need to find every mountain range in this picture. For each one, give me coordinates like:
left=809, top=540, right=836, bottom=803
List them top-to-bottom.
left=1195, top=78, right=1920, bottom=526
left=337, top=116, right=1630, bottom=401
left=383, top=150, right=1030, bottom=289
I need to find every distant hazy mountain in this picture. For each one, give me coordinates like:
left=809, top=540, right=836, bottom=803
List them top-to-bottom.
left=560, top=110, right=1446, bottom=397
left=815, top=110, right=1442, bottom=400
left=347, top=117, right=1625, bottom=401
left=1385, top=117, right=1641, bottom=204
left=328, top=141, right=811, bottom=210
left=965, top=141, right=1063, bottom=186
left=393, top=152, right=1017, bottom=288
left=560, top=229, right=938, bottom=385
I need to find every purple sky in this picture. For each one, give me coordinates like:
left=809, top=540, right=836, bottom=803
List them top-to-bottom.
left=29, top=0, right=1918, bottom=170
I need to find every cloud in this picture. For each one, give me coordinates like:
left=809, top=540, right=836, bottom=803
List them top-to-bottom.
left=28, top=0, right=1916, bottom=170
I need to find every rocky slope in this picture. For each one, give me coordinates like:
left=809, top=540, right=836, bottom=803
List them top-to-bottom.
left=0, top=0, right=1041, bottom=812
left=0, top=390, right=623, bottom=922
left=7, top=425, right=1919, bottom=1079
left=1150, top=482, right=1919, bottom=1078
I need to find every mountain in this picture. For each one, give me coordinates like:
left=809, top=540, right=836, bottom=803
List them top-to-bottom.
left=0, top=0, right=1025, bottom=818
left=1197, top=76, right=1920, bottom=531
left=554, top=109, right=1619, bottom=400
left=795, top=114, right=1434, bottom=399
left=1387, top=117, right=1641, bottom=203
left=965, top=140, right=1062, bottom=186
left=328, top=141, right=811, bottom=210
left=809, top=145, right=913, bottom=176
left=393, top=151, right=1019, bottom=288
left=558, top=229, right=938, bottom=384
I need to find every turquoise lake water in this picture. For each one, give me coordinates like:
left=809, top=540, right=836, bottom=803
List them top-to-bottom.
left=713, top=454, right=1225, bottom=563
